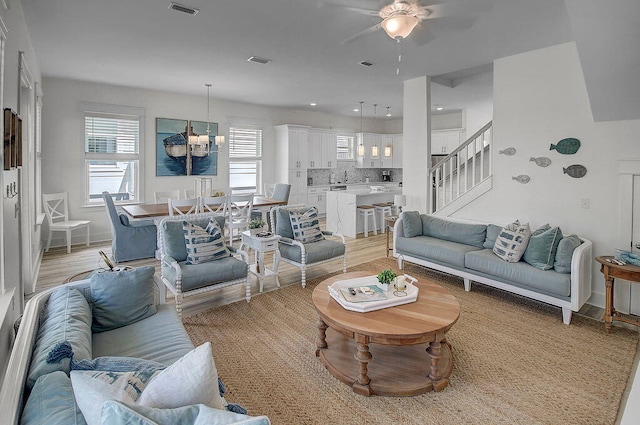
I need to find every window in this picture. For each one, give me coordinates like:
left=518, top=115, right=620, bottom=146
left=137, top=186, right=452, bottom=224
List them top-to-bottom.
left=82, top=104, right=143, bottom=205
left=228, top=125, right=263, bottom=193
left=337, top=134, right=355, bottom=160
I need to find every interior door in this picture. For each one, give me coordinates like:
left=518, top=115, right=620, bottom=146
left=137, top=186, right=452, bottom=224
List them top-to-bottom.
left=3, top=169, right=23, bottom=312
left=631, top=175, right=640, bottom=315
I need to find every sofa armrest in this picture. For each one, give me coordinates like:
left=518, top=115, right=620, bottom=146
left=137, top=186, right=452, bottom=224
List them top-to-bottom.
left=321, top=231, right=346, bottom=245
left=570, top=238, right=593, bottom=312
left=228, top=246, right=249, bottom=264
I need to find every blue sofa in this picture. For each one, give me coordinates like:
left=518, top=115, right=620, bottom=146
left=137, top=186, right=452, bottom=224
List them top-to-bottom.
left=393, top=212, right=593, bottom=324
left=0, top=269, right=269, bottom=425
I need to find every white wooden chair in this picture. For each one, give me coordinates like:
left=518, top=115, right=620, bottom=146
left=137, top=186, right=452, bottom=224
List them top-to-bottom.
left=183, top=189, right=196, bottom=198
left=154, top=190, right=181, bottom=204
left=43, top=192, right=91, bottom=254
left=225, top=194, right=254, bottom=245
left=200, top=195, right=228, bottom=215
left=168, top=198, right=199, bottom=216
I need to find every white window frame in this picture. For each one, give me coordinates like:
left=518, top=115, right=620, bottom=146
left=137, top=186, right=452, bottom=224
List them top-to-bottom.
left=79, top=102, right=145, bottom=207
left=228, top=118, right=264, bottom=193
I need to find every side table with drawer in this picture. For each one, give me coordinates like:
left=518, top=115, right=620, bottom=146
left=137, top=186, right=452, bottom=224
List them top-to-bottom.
left=240, top=231, right=281, bottom=292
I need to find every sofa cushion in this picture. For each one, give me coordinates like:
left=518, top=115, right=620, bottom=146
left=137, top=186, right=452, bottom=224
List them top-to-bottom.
left=288, top=207, right=324, bottom=243
left=401, top=211, right=422, bottom=238
left=421, top=215, right=487, bottom=248
left=162, top=216, right=225, bottom=262
left=183, top=219, right=230, bottom=265
left=493, top=221, right=531, bottom=262
left=483, top=224, right=502, bottom=249
left=523, top=226, right=563, bottom=271
left=554, top=234, right=582, bottom=273
left=396, top=235, right=483, bottom=268
left=278, top=238, right=345, bottom=264
left=465, top=249, right=571, bottom=298
left=162, top=256, right=248, bottom=293
left=90, top=266, right=157, bottom=333
left=26, top=287, right=93, bottom=391
left=92, top=304, right=194, bottom=365
left=137, top=342, right=225, bottom=410
left=71, top=369, right=160, bottom=425
left=21, top=371, right=87, bottom=425
left=101, top=401, right=271, bottom=425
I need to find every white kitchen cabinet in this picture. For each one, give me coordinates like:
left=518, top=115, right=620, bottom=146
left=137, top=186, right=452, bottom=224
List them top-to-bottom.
left=275, top=125, right=310, bottom=201
left=431, top=129, right=463, bottom=155
left=308, top=130, right=337, bottom=168
left=356, top=133, right=381, bottom=168
left=357, top=133, right=402, bottom=169
left=379, top=135, right=394, bottom=169
left=391, top=135, right=403, bottom=168
left=289, top=169, right=307, bottom=205
left=307, top=187, right=328, bottom=215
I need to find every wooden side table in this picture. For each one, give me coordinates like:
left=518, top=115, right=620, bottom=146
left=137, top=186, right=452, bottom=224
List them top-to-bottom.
left=384, top=215, right=398, bottom=257
left=240, top=231, right=281, bottom=292
left=596, top=256, right=640, bottom=333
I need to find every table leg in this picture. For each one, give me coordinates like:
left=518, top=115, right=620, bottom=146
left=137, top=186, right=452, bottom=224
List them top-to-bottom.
left=386, top=225, right=390, bottom=257
left=273, top=248, right=281, bottom=288
left=256, top=250, right=265, bottom=292
left=604, top=276, right=614, bottom=334
left=315, top=316, right=328, bottom=356
left=352, top=334, right=372, bottom=396
left=426, top=337, right=452, bottom=392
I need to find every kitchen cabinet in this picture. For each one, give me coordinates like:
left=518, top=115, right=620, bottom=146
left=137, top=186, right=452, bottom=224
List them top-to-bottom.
left=275, top=125, right=310, bottom=203
left=431, top=129, right=463, bottom=155
left=308, top=130, right=337, bottom=168
left=356, top=133, right=402, bottom=169
left=356, top=133, right=381, bottom=168
left=289, top=169, right=307, bottom=205
left=307, top=186, right=328, bottom=215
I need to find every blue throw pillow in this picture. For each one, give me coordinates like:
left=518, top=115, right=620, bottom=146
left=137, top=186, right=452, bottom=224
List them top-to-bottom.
left=289, top=207, right=324, bottom=243
left=401, top=211, right=422, bottom=238
left=183, top=219, right=230, bottom=264
left=483, top=224, right=502, bottom=249
left=523, top=225, right=563, bottom=270
left=554, top=234, right=582, bottom=273
left=90, top=266, right=157, bottom=333
left=21, top=371, right=87, bottom=425
left=101, top=401, right=271, bottom=425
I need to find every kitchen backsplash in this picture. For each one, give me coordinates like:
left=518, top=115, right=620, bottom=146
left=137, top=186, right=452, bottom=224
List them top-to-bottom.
left=307, top=165, right=403, bottom=186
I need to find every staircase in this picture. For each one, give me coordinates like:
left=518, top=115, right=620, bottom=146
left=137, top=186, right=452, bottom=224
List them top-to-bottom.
left=429, top=121, right=493, bottom=214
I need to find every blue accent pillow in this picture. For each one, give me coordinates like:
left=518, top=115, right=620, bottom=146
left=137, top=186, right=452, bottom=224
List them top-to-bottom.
left=275, top=207, right=294, bottom=239
left=289, top=207, right=324, bottom=243
left=401, top=211, right=422, bottom=238
left=421, top=215, right=487, bottom=248
left=162, top=216, right=225, bottom=261
left=183, top=219, right=230, bottom=264
left=483, top=224, right=502, bottom=249
left=523, top=225, right=563, bottom=270
left=554, top=234, right=582, bottom=273
left=90, top=266, right=157, bottom=333
left=26, top=287, right=93, bottom=391
left=21, top=371, right=87, bottom=425
left=101, top=401, right=271, bottom=425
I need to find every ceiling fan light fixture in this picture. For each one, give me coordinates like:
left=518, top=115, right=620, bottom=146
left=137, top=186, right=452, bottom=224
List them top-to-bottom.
left=381, top=14, right=419, bottom=39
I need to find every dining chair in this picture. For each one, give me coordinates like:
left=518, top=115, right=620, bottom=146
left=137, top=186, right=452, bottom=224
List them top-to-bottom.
left=252, top=183, right=291, bottom=222
left=263, top=183, right=276, bottom=198
left=183, top=189, right=196, bottom=198
left=154, top=190, right=181, bottom=204
left=43, top=192, right=91, bottom=254
left=225, top=193, right=254, bottom=245
left=200, top=195, right=228, bottom=215
left=168, top=197, right=199, bottom=216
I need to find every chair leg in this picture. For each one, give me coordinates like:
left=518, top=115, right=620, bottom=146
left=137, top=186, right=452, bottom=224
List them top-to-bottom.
left=45, top=230, right=52, bottom=252
left=245, top=279, right=251, bottom=303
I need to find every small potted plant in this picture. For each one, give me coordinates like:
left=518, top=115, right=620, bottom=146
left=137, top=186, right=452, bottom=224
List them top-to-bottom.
left=248, top=218, right=266, bottom=236
left=377, top=268, right=397, bottom=292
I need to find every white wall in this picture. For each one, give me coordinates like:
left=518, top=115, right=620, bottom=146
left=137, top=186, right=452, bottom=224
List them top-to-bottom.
left=452, top=42, right=640, bottom=307
left=41, top=77, right=380, bottom=244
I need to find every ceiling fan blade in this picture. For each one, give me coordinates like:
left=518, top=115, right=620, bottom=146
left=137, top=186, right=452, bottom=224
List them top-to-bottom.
left=420, top=0, right=493, bottom=20
left=318, top=1, right=379, bottom=16
left=340, top=23, right=381, bottom=44
left=409, top=24, right=437, bottom=46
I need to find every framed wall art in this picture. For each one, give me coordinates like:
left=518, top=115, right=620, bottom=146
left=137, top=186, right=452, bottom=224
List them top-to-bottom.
left=156, top=117, right=219, bottom=176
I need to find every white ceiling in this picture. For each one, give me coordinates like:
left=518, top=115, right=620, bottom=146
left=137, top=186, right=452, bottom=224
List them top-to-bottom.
left=20, top=0, right=639, bottom=121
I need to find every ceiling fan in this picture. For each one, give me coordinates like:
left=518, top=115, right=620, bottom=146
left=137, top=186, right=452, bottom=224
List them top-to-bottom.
left=337, top=0, right=487, bottom=46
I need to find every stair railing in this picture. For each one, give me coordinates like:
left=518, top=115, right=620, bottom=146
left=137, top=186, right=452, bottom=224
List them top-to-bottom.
left=430, top=121, right=492, bottom=213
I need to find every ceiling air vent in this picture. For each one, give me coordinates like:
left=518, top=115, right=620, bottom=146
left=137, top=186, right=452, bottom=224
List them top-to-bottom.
left=169, top=2, right=199, bottom=16
left=247, top=56, right=272, bottom=65
left=360, top=61, right=374, bottom=67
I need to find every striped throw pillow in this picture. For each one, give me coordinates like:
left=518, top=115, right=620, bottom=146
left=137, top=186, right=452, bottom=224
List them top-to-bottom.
left=288, top=207, right=325, bottom=244
left=183, top=218, right=230, bottom=264
left=493, top=220, right=531, bottom=262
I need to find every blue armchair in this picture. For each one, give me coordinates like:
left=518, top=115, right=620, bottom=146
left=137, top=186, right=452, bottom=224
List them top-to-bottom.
left=102, top=191, right=157, bottom=263
left=270, top=205, right=346, bottom=288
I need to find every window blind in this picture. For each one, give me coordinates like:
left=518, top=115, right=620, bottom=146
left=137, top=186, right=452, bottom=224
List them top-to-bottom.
left=85, top=115, right=139, bottom=154
left=229, top=127, right=262, bottom=158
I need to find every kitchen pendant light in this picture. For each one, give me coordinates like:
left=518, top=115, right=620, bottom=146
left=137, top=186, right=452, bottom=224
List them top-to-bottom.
left=357, top=101, right=365, bottom=156
left=371, top=104, right=379, bottom=157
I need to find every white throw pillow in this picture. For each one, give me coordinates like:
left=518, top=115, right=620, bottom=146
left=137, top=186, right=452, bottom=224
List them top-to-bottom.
left=493, top=220, right=531, bottom=262
left=137, top=342, right=225, bottom=410
left=71, top=369, right=159, bottom=425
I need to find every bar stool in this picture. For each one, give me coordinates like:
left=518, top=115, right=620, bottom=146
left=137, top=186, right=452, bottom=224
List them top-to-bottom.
left=373, top=203, right=393, bottom=233
left=357, top=205, right=377, bottom=238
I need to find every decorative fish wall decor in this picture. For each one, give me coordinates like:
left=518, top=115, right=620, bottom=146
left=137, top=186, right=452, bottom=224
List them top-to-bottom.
left=550, top=138, right=580, bottom=155
left=499, top=147, right=517, bottom=156
left=529, top=157, right=551, bottom=167
left=563, top=164, right=587, bottom=178
left=512, top=175, right=530, bottom=184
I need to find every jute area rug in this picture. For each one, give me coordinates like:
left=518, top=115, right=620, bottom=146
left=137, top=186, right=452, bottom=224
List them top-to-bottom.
left=182, top=258, right=638, bottom=425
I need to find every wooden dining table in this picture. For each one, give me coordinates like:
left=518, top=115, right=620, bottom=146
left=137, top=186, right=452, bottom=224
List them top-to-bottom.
left=121, top=195, right=287, bottom=221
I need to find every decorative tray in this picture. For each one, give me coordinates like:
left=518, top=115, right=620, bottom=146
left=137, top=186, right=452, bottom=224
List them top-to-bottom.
left=328, top=275, right=419, bottom=313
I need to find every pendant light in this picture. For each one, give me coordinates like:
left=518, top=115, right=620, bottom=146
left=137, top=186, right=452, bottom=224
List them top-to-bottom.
left=357, top=101, right=365, bottom=157
left=371, top=104, right=379, bottom=158
left=384, top=106, right=392, bottom=157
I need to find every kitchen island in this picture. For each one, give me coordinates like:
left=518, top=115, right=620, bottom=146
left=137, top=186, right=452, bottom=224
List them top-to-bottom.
left=326, top=186, right=402, bottom=238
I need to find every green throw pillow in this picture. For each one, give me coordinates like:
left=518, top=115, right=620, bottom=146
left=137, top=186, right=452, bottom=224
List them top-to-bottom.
left=402, top=211, right=422, bottom=238
left=523, top=225, right=563, bottom=270
left=554, top=234, right=582, bottom=273
left=90, top=266, right=157, bottom=333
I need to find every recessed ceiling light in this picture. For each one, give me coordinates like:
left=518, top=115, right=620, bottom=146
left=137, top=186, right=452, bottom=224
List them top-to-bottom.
left=310, top=102, right=317, bottom=106
left=435, top=106, right=444, bottom=111
left=353, top=108, right=360, bottom=112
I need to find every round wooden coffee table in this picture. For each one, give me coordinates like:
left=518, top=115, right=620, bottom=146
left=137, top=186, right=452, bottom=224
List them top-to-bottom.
left=312, top=271, right=460, bottom=396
